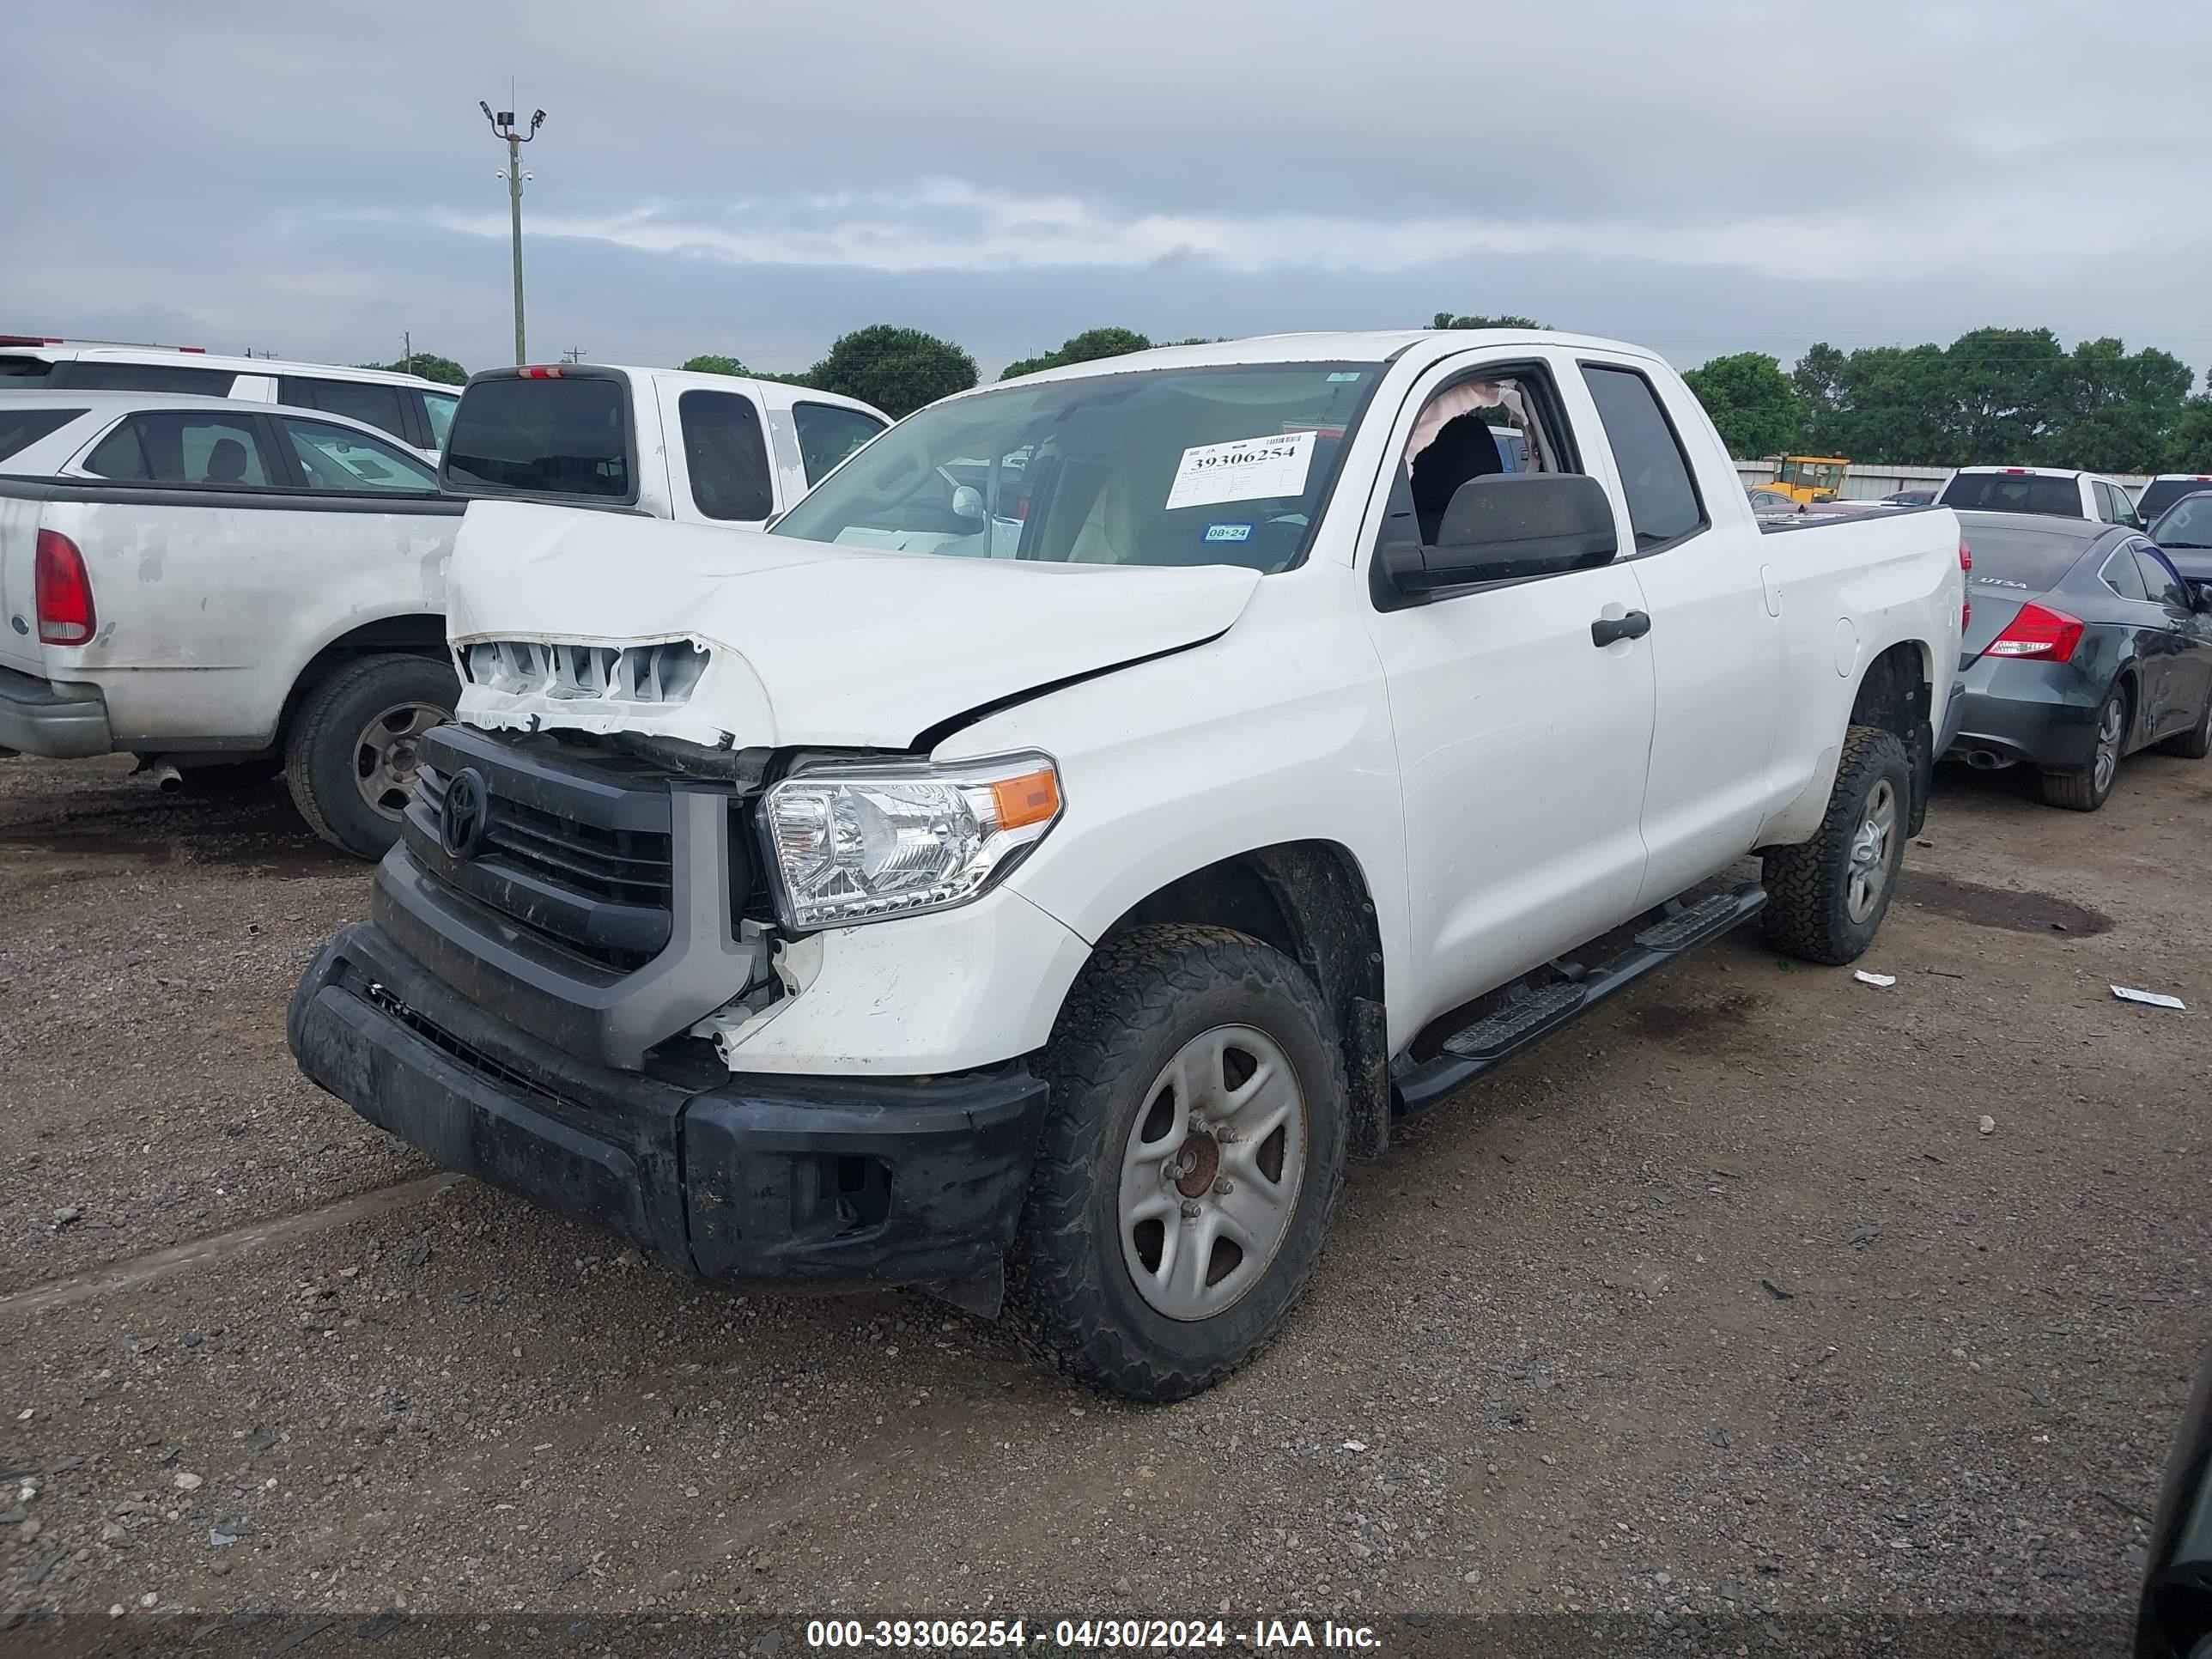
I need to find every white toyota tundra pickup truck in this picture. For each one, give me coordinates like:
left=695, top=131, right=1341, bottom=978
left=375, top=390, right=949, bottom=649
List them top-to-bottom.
left=289, top=329, right=1969, bottom=1401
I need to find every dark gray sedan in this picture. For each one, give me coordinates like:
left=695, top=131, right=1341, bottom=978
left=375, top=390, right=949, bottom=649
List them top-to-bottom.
left=2150, top=489, right=2212, bottom=589
left=1946, top=511, right=2212, bottom=810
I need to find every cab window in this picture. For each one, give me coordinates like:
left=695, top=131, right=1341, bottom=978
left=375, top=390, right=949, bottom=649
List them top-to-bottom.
left=1581, top=364, right=1706, bottom=552
left=678, top=390, right=775, bottom=521
left=793, top=402, right=887, bottom=485
left=84, top=412, right=276, bottom=487
left=276, top=416, right=439, bottom=492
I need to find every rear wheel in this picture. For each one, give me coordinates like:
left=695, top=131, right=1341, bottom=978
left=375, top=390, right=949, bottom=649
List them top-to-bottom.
left=284, top=654, right=457, bottom=860
left=2156, top=680, right=2212, bottom=760
left=2039, top=684, right=2128, bottom=811
left=1761, top=725, right=1910, bottom=966
left=1007, top=925, right=1347, bottom=1402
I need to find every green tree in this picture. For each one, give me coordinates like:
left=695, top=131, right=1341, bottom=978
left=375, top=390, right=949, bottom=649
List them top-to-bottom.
left=1430, top=311, right=1547, bottom=330
left=807, top=325, right=976, bottom=418
left=1000, top=326, right=1153, bottom=381
left=1946, top=326, right=2066, bottom=463
left=1790, top=328, right=2199, bottom=471
left=2041, top=337, right=2194, bottom=474
left=1827, top=343, right=1954, bottom=465
left=359, top=352, right=467, bottom=385
left=1681, top=352, right=1803, bottom=459
left=681, top=353, right=750, bottom=376
left=2172, top=396, right=2212, bottom=471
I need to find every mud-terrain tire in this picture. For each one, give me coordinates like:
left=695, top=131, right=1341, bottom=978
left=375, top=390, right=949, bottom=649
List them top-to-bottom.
left=284, top=653, right=457, bottom=860
left=2039, top=683, right=2129, bottom=811
left=1761, top=724, right=1910, bottom=966
left=1006, top=925, right=1347, bottom=1403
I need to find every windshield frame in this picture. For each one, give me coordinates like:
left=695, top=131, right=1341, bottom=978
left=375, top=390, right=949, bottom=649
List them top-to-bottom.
left=768, top=359, right=1390, bottom=576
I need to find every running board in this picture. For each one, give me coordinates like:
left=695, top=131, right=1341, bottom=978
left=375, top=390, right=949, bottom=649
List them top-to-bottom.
left=1392, top=883, right=1768, bottom=1121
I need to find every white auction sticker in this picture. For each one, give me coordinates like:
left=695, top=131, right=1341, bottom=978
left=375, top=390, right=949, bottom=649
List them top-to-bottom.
left=1165, top=429, right=1316, bottom=511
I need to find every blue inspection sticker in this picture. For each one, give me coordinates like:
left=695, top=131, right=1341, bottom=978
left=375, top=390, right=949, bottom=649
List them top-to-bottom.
left=1205, top=523, right=1254, bottom=543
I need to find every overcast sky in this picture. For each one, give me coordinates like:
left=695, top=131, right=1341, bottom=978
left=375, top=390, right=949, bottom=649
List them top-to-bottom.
left=8, top=0, right=2209, bottom=383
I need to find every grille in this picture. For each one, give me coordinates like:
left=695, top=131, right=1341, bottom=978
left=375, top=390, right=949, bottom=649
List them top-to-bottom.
left=460, top=638, right=709, bottom=705
left=408, top=731, right=682, bottom=975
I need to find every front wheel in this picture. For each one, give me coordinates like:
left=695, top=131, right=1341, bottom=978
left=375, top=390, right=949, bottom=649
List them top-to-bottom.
left=284, top=654, right=458, bottom=860
left=2156, top=680, right=2212, bottom=760
left=2039, top=684, right=2128, bottom=811
left=1761, top=724, right=1910, bottom=966
left=1007, top=925, right=1347, bottom=1402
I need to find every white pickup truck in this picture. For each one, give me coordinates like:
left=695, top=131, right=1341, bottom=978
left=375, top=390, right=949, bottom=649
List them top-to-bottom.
left=289, top=329, right=1967, bottom=1401
left=438, top=364, right=889, bottom=526
left=0, top=390, right=465, bottom=857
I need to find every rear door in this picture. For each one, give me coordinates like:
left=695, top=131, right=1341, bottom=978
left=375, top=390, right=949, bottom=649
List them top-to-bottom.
left=1363, top=348, right=1656, bottom=1015
left=1577, top=360, right=1784, bottom=906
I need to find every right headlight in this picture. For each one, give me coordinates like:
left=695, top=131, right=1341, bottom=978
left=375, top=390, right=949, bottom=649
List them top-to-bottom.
left=760, top=752, right=1063, bottom=930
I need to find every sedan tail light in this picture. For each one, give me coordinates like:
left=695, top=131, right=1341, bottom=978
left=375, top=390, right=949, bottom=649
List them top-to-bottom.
left=33, top=529, right=95, bottom=646
left=1982, top=601, right=2083, bottom=663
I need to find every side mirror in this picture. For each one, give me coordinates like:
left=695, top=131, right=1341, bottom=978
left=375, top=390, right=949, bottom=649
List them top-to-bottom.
left=1383, top=473, right=1619, bottom=596
left=950, top=483, right=986, bottom=524
left=2191, top=581, right=2212, bottom=614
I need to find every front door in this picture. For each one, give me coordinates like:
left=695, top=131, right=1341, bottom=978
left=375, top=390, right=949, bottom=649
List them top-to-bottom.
left=1361, top=353, right=1657, bottom=1038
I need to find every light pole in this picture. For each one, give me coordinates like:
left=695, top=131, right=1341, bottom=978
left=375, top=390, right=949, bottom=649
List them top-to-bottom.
left=479, top=100, right=544, bottom=366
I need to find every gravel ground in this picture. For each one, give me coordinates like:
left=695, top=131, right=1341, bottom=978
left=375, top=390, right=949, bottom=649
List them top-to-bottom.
left=1, top=749, right=2205, bottom=1653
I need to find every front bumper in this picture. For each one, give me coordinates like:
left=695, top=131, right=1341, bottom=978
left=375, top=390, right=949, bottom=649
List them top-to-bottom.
left=1943, top=656, right=2103, bottom=771
left=0, top=666, right=111, bottom=758
left=288, top=921, right=1049, bottom=1292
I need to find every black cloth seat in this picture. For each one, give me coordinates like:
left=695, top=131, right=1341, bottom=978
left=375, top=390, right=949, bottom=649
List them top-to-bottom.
left=1411, top=413, right=1504, bottom=544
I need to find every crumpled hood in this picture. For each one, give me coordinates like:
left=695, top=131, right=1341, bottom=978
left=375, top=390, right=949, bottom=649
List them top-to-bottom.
left=445, top=501, right=1261, bottom=750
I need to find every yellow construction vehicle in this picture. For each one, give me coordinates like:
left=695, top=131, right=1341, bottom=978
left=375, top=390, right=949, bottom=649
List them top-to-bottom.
left=1769, top=455, right=1850, bottom=503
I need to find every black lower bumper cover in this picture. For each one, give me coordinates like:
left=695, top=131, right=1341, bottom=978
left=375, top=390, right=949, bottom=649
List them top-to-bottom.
left=287, top=922, right=1048, bottom=1294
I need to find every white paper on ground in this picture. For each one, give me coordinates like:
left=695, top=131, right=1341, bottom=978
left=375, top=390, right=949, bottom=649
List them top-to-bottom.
left=1165, top=429, right=1316, bottom=511
left=1853, top=970, right=1897, bottom=987
left=2111, top=984, right=2187, bottom=1011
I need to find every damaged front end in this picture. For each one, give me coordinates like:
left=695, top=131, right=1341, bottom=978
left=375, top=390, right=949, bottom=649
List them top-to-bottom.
left=285, top=717, right=1049, bottom=1312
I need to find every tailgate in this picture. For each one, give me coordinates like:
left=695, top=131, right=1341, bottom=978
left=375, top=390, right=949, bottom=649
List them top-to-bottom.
left=0, top=493, right=49, bottom=677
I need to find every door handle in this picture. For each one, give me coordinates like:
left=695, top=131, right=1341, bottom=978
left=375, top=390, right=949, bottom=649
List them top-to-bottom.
left=1591, top=611, right=1652, bottom=647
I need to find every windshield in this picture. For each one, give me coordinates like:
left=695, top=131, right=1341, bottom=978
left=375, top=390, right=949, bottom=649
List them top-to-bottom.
left=769, top=362, right=1385, bottom=573
left=1939, top=472, right=2082, bottom=518
left=2139, top=478, right=2212, bottom=523
left=2152, top=493, right=2212, bottom=548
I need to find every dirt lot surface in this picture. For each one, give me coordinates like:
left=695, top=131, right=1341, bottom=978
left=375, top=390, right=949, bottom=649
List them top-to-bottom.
left=2, top=750, right=2205, bottom=1652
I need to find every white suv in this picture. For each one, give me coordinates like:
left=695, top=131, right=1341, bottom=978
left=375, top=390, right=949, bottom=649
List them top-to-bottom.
left=0, top=337, right=457, bottom=459
left=1937, top=465, right=2143, bottom=528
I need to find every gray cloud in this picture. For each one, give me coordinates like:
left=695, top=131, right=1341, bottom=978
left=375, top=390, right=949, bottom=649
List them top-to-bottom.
left=7, top=0, right=2209, bottom=382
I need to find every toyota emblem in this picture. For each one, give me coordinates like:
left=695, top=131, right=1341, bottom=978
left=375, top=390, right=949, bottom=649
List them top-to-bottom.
left=440, top=767, right=490, bottom=860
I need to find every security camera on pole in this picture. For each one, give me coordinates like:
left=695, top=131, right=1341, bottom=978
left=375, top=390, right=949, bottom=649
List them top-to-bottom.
left=479, top=100, right=545, bottom=367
